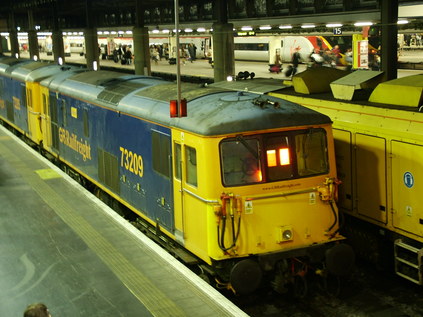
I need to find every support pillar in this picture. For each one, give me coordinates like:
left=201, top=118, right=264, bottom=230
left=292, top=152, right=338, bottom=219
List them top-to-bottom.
left=381, top=0, right=398, bottom=81
left=51, top=4, right=65, bottom=64
left=27, top=10, right=39, bottom=61
left=8, top=13, right=20, bottom=58
left=212, top=22, right=235, bottom=82
left=133, top=26, right=151, bottom=75
left=84, top=28, right=99, bottom=70
left=52, top=30, right=65, bottom=64
left=0, top=36, right=4, bottom=54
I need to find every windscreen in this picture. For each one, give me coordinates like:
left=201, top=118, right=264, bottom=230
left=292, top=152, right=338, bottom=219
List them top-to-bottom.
left=220, top=128, right=329, bottom=187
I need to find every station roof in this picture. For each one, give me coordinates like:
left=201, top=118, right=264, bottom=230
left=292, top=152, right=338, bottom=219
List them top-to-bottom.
left=0, top=0, right=422, bottom=34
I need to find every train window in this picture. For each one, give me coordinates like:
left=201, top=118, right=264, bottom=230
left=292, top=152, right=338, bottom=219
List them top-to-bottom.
left=234, top=43, right=269, bottom=51
left=26, top=88, right=32, bottom=108
left=42, top=94, right=47, bottom=115
left=49, top=94, right=57, bottom=123
left=83, top=109, right=89, bottom=138
left=220, top=129, right=329, bottom=186
left=295, top=129, right=328, bottom=176
left=152, top=130, right=171, bottom=178
left=220, top=137, right=262, bottom=186
left=174, top=143, right=182, bottom=180
left=185, top=146, right=197, bottom=187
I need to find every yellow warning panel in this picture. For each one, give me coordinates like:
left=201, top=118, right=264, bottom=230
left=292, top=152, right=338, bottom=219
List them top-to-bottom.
left=35, top=169, right=62, bottom=180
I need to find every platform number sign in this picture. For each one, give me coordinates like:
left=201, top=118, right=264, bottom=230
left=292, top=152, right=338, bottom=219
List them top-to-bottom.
left=333, top=27, right=342, bottom=35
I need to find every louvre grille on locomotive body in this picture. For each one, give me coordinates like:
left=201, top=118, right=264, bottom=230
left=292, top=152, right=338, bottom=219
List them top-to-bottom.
left=0, top=56, right=354, bottom=295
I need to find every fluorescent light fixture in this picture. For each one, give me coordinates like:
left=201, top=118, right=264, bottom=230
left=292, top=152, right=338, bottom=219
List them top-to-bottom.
left=398, top=20, right=409, bottom=24
left=354, top=22, right=373, bottom=26
left=326, top=23, right=343, bottom=27
left=301, top=24, right=315, bottom=28
left=279, top=25, right=292, bottom=29
left=241, top=26, right=253, bottom=31
left=259, top=26, right=272, bottom=30
left=197, top=27, right=206, bottom=32
left=184, top=28, right=193, bottom=32
left=152, top=29, right=160, bottom=34
left=162, top=29, right=170, bottom=33
left=125, top=30, right=132, bottom=34
left=97, top=31, right=103, bottom=35
left=103, top=31, right=110, bottom=34
left=111, top=31, right=117, bottom=34
left=118, top=31, right=124, bottom=34
left=1, top=32, right=9, bottom=36
left=73, top=32, right=78, bottom=35
left=78, top=32, right=83, bottom=35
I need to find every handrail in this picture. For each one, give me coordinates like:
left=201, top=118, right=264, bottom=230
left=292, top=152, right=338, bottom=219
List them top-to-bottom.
left=245, top=187, right=317, bottom=201
left=183, top=188, right=219, bottom=204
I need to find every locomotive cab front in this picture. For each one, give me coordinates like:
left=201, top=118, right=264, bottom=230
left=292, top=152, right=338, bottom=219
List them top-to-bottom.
left=170, top=91, right=354, bottom=295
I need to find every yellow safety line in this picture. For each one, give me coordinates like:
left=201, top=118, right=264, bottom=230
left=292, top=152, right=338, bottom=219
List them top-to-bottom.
left=0, top=140, right=186, bottom=317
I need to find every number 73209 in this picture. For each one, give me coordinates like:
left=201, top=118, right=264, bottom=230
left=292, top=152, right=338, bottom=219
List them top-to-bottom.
left=120, top=146, right=144, bottom=177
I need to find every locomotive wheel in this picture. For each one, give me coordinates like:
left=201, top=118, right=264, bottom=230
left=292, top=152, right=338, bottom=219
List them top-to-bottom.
left=230, top=259, right=262, bottom=295
left=293, top=275, right=308, bottom=298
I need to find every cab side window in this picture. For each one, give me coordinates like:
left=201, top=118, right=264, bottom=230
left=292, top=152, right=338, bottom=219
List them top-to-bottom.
left=152, top=130, right=171, bottom=178
left=174, top=143, right=182, bottom=180
left=185, top=146, right=197, bottom=187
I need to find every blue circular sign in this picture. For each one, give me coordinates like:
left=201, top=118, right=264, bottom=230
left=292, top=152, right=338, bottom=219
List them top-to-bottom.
left=403, top=172, right=414, bottom=188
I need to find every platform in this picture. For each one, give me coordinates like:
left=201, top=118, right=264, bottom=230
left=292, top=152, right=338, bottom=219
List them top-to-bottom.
left=8, top=50, right=423, bottom=82
left=0, top=125, right=247, bottom=317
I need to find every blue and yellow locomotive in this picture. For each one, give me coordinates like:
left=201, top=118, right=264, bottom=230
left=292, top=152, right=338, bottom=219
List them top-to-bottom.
left=0, top=56, right=353, bottom=295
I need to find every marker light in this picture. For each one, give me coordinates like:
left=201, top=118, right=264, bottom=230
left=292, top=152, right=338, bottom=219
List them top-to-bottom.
left=58, top=57, right=63, bottom=65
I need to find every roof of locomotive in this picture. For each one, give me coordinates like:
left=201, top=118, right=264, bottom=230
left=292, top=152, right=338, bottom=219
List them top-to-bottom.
left=0, top=58, right=33, bottom=76
left=9, top=62, right=83, bottom=82
left=52, top=70, right=332, bottom=136
left=121, top=81, right=332, bottom=136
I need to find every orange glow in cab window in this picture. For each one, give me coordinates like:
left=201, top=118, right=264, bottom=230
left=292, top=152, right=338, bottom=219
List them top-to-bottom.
left=266, top=150, right=277, bottom=167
